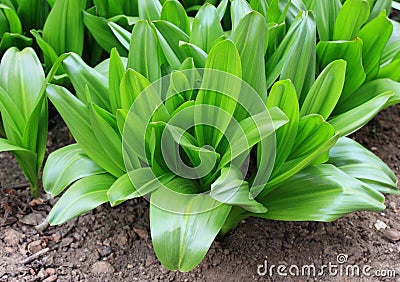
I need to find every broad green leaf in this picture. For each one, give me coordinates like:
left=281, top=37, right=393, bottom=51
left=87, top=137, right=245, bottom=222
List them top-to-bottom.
left=42, top=0, right=86, bottom=56
left=138, top=0, right=161, bottom=21
left=161, top=0, right=190, bottom=34
left=216, top=0, right=228, bottom=21
left=230, top=0, right=252, bottom=32
left=314, top=0, right=341, bottom=41
left=333, top=0, right=369, bottom=41
left=190, top=4, right=224, bottom=53
left=83, top=11, right=128, bottom=56
left=232, top=11, right=267, bottom=100
left=266, top=11, right=316, bottom=100
left=358, top=12, right=392, bottom=81
left=128, top=20, right=161, bottom=82
left=153, top=20, right=190, bottom=69
left=108, top=22, right=131, bottom=50
left=30, top=30, right=59, bottom=68
left=317, top=38, right=366, bottom=104
left=195, top=39, right=242, bottom=149
left=179, top=41, right=207, bottom=67
left=0, top=47, right=44, bottom=120
left=109, top=48, right=125, bottom=112
left=63, top=53, right=110, bottom=111
left=378, top=59, right=400, bottom=82
left=300, top=60, right=346, bottom=119
left=120, top=69, right=151, bottom=110
left=337, top=78, right=400, bottom=112
left=267, top=80, right=299, bottom=176
left=46, top=84, right=123, bottom=177
left=328, top=92, right=393, bottom=137
left=89, top=103, right=124, bottom=174
left=264, top=115, right=339, bottom=193
left=328, top=137, right=398, bottom=195
left=0, top=138, right=29, bottom=152
left=43, top=144, right=106, bottom=197
left=257, top=164, right=384, bottom=221
left=210, top=167, right=268, bottom=213
left=108, top=169, right=175, bottom=206
left=48, top=174, right=116, bottom=225
left=150, top=182, right=231, bottom=271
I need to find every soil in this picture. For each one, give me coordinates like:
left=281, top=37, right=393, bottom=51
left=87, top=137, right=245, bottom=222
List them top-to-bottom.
left=0, top=102, right=398, bottom=282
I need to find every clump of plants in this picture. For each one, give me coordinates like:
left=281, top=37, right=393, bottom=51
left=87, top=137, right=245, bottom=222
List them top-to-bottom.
left=1, top=0, right=399, bottom=272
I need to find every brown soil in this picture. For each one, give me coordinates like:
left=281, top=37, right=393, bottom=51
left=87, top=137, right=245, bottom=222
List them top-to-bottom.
left=0, top=104, right=399, bottom=282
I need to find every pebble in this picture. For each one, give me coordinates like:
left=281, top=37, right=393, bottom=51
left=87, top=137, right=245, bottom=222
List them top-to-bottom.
left=19, top=213, right=44, bottom=226
left=374, top=219, right=387, bottom=231
left=3, top=229, right=24, bottom=246
left=384, top=229, right=400, bottom=241
left=28, top=240, right=45, bottom=254
left=102, top=247, right=112, bottom=256
left=91, top=261, right=115, bottom=274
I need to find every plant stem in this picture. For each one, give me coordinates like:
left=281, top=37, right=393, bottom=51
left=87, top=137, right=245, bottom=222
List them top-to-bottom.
left=30, top=182, right=40, bottom=198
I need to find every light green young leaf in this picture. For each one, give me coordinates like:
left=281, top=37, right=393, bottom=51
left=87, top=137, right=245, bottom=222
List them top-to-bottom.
left=42, top=0, right=86, bottom=56
left=138, top=0, right=161, bottom=21
left=161, top=0, right=190, bottom=34
left=230, top=0, right=252, bottom=32
left=314, top=0, right=341, bottom=41
left=333, top=0, right=369, bottom=41
left=190, top=3, right=224, bottom=53
left=83, top=11, right=128, bottom=56
left=232, top=11, right=267, bottom=100
left=358, top=12, right=392, bottom=81
left=128, top=20, right=161, bottom=82
left=153, top=20, right=190, bottom=69
left=108, top=22, right=131, bottom=50
left=317, top=38, right=366, bottom=104
left=195, top=39, right=242, bottom=149
left=63, top=53, right=110, bottom=111
left=300, top=60, right=346, bottom=119
left=267, top=80, right=299, bottom=176
left=46, top=84, right=123, bottom=177
left=328, top=92, right=393, bottom=137
left=328, top=137, right=398, bottom=195
left=43, top=144, right=106, bottom=197
left=257, top=164, right=384, bottom=221
left=210, top=167, right=268, bottom=213
left=48, top=174, right=116, bottom=225
left=150, top=182, right=231, bottom=271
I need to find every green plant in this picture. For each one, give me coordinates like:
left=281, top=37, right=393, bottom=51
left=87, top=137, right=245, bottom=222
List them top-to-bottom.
left=0, top=0, right=47, bottom=54
left=43, top=0, right=399, bottom=272
left=0, top=47, right=48, bottom=197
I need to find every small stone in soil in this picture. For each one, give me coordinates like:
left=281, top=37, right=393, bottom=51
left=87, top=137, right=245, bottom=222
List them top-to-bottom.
left=19, top=213, right=44, bottom=226
left=374, top=220, right=387, bottom=231
left=3, top=228, right=24, bottom=246
left=384, top=229, right=400, bottom=241
left=28, top=240, right=45, bottom=254
left=102, top=247, right=112, bottom=256
left=91, top=261, right=115, bottom=274
left=43, top=275, right=57, bottom=282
